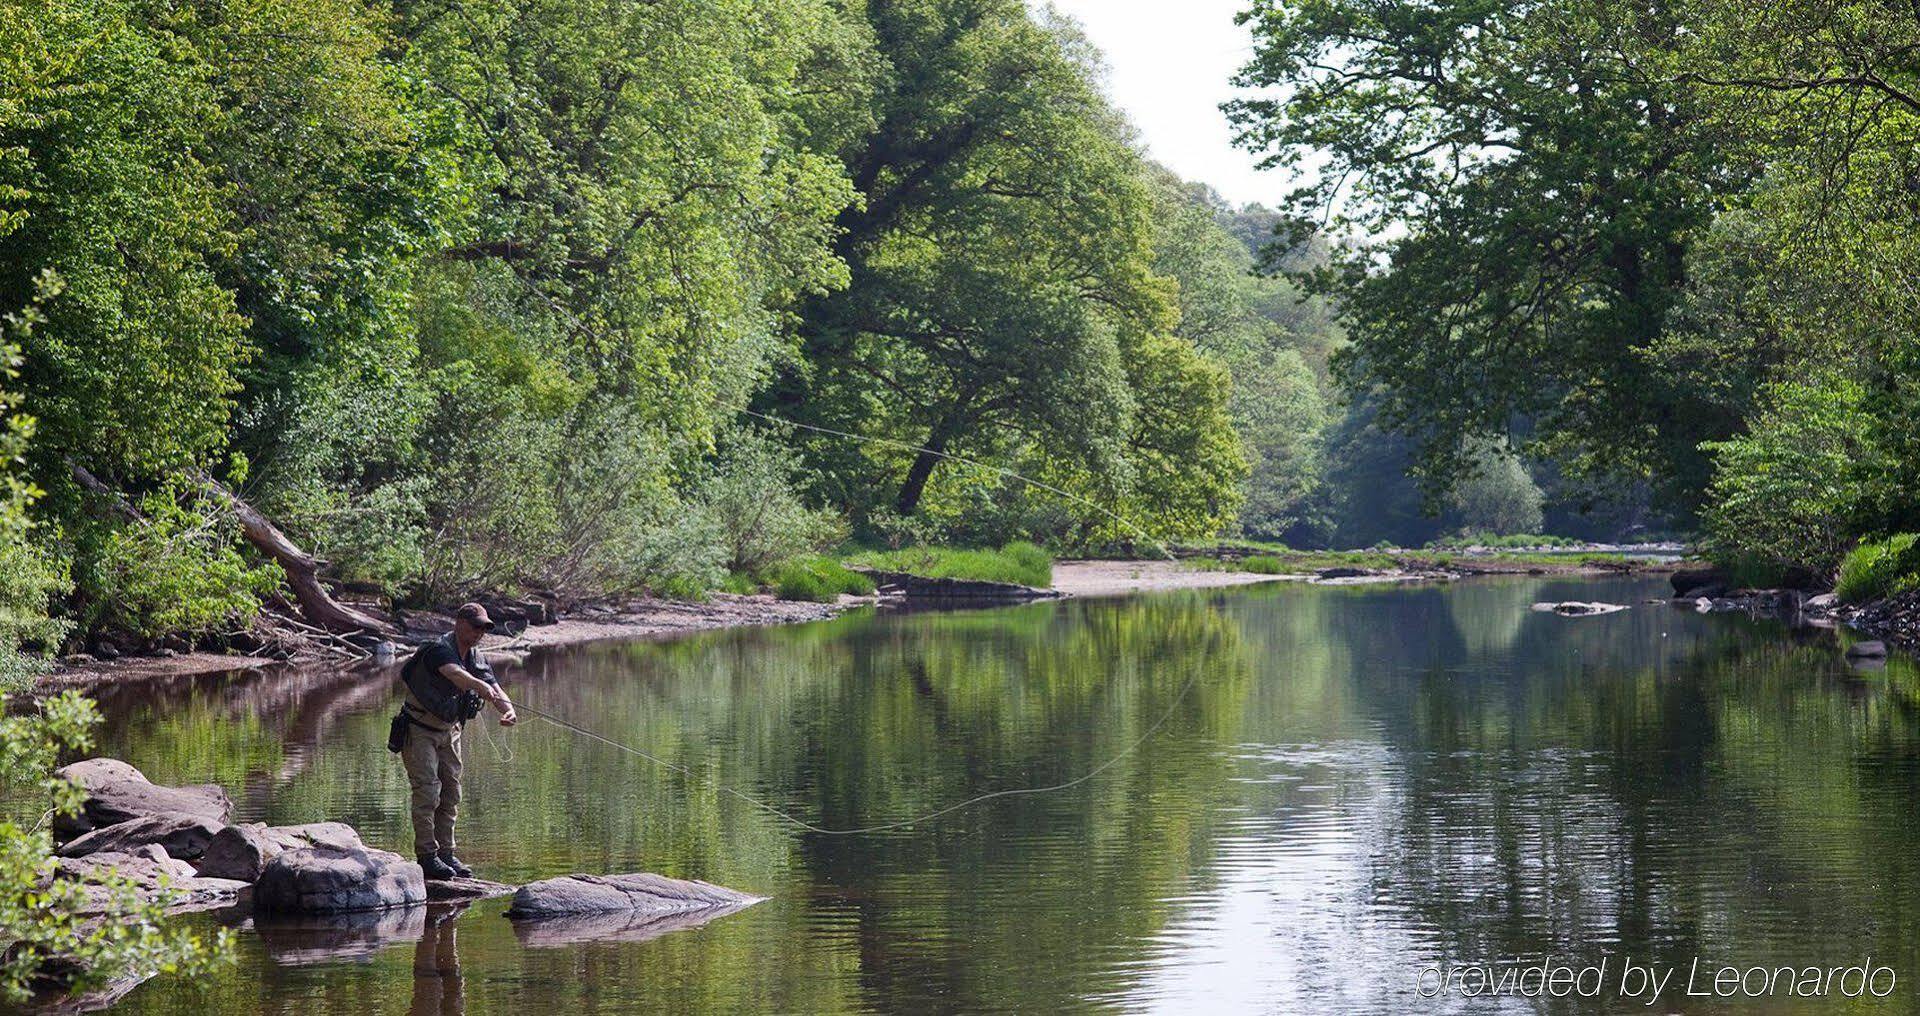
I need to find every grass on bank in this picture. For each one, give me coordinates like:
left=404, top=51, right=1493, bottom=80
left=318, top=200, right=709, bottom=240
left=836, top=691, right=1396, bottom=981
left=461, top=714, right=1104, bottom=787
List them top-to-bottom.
left=1836, top=534, right=1920, bottom=603
left=845, top=541, right=1054, bottom=588
left=723, top=556, right=876, bottom=603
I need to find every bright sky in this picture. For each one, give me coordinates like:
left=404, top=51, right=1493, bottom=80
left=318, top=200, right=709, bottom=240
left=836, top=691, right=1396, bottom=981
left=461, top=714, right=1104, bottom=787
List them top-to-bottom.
left=1035, top=0, right=1283, bottom=208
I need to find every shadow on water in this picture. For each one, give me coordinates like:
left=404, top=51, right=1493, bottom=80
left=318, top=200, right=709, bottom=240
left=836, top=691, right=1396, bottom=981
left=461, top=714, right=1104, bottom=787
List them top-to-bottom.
left=64, top=575, right=1920, bottom=1014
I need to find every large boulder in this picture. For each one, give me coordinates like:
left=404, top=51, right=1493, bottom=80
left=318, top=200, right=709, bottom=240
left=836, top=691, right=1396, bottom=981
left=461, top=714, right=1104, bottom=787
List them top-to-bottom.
left=52, top=758, right=230, bottom=840
left=58, top=812, right=223, bottom=861
left=196, top=821, right=363, bottom=882
left=253, top=845, right=426, bottom=914
left=505, top=872, right=762, bottom=920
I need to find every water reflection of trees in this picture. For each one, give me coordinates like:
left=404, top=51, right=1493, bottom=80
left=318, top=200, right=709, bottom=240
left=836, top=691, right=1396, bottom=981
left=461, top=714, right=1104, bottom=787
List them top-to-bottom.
left=92, top=576, right=1920, bottom=1014
left=1328, top=578, right=1920, bottom=1011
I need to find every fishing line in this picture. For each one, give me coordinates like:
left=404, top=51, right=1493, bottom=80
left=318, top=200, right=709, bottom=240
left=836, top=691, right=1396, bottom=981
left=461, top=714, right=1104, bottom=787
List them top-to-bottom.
left=515, top=662, right=1202, bottom=836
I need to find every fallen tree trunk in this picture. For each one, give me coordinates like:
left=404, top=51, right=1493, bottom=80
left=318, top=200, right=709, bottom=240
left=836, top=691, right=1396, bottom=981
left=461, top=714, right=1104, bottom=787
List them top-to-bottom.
left=191, top=470, right=392, bottom=635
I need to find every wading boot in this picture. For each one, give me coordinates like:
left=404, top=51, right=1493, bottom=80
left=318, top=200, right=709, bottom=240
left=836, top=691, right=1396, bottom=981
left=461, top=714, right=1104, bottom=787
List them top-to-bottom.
left=437, top=851, right=473, bottom=879
left=418, top=853, right=457, bottom=881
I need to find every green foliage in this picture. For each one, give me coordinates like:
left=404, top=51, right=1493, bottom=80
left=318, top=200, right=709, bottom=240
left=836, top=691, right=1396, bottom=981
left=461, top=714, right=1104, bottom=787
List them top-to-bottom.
left=1, top=0, right=249, bottom=476
left=401, top=0, right=859, bottom=430
left=1229, top=0, right=1737, bottom=511
left=769, top=1, right=1247, bottom=542
left=1146, top=171, right=1333, bottom=541
left=0, top=294, right=70, bottom=681
left=1699, top=377, right=1879, bottom=574
left=693, top=430, right=847, bottom=576
left=1446, top=439, right=1545, bottom=537
left=87, top=485, right=283, bottom=639
left=1836, top=535, right=1920, bottom=605
left=848, top=542, right=1054, bottom=589
left=768, top=557, right=875, bottom=603
left=0, top=692, right=229, bottom=1002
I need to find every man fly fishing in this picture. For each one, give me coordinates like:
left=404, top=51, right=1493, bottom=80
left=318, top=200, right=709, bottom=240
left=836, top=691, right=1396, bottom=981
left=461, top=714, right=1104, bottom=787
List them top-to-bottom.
left=389, top=602, right=518, bottom=880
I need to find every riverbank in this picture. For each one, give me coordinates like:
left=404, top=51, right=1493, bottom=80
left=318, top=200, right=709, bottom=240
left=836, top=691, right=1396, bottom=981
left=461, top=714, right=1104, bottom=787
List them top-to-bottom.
left=38, top=554, right=1675, bottom=689
left=37, top=594, right=852, bottom=691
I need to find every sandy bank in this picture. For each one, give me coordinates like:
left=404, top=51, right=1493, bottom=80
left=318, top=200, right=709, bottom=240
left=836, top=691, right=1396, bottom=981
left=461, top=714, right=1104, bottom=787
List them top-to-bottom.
left=1049, top=560, right=1304, bottom=598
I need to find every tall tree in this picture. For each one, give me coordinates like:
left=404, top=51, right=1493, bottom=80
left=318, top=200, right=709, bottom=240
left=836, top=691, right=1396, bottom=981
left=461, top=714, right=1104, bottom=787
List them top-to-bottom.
left=769, top=0, right=1176, bottom=519
left=1228, top=0, right=1749, bottom=510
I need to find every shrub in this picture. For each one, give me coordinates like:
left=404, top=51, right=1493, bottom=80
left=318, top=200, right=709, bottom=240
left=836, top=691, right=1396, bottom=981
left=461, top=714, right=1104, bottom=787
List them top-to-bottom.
left=0, top=301, right=71, bottom=683
left=1701, top=376, right=1879, bottom=574
left=695, top=428, right=847, bottom=575
left=1446, top=437, right=1545, bottom=536
left=88, top=484, right=283, bottom=638
left=1836, top=534, right=1920, bottom=604
left=0, top=692, right=230, bottom=1001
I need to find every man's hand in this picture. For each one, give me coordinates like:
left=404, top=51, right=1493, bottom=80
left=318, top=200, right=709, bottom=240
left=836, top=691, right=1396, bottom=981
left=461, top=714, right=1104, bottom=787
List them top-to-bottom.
left=493, top=688, right=518, bottom=727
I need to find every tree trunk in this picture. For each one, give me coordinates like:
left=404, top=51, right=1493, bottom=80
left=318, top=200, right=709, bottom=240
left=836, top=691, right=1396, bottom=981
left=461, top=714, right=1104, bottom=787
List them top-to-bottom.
left=895, top=431, right=951, bottom=516
left=193, top=470, right=393, bottom=635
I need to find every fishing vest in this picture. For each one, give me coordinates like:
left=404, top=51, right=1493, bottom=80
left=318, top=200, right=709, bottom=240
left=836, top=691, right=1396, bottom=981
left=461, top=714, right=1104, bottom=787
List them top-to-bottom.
left=400, top=634, right=495, bottom=724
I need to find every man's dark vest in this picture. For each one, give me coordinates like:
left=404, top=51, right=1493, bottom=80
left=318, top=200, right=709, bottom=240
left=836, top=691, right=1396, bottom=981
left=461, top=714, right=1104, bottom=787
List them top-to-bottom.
left=401, top=634, right=493, bottom=724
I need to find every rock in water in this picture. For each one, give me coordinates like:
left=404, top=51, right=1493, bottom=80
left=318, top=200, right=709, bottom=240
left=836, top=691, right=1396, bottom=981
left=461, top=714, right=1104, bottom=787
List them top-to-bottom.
left=1316, top=566, right=1376, bottom=580
left=1670, top=567, right=1727, bottom=597
left=1531, top=601, right=1629, bottom=617
left=1846, top=640, right=1889, bottom=659
left=52, top=758, right=231, bottom=840
left=58, top=812, right=223, bottom=861
left=196, top=822, right=363, bottom=882
left=253, top=845, right=426, bottom=914
left=50, top=851, right=248, bottom=914
left=506, top=872, right=762, bottom=919
left=506, top=873, right=763, bottom=948
left=426, top=877, right=516, bottom=903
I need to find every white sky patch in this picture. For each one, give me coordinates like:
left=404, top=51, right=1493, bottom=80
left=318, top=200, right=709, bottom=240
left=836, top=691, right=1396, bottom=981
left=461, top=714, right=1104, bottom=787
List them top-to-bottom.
left=1034, top=0, right=1287, bottom=207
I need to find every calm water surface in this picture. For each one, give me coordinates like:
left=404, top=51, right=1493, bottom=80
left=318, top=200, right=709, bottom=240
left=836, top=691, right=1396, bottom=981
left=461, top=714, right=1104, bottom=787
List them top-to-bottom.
left=74, top=576, right=1920, bottom=1013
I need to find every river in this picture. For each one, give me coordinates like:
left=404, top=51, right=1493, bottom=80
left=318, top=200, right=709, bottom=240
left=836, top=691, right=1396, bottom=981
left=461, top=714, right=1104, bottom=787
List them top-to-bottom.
left=74, top=575, right=1920, bottom=1013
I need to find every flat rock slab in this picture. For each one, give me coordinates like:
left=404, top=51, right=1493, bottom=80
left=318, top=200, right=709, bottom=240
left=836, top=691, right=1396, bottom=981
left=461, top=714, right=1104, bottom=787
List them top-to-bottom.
left=1847, top=640, right=1890, bottom=659
left=52, top=758, right=231, bottom=840
left=58, top=811, right=224, bottom=861
left=196, top=821, right=363, bottom=882
left=254, top=844, right=426, bottom=914
left=506, top=872, right=763, bottom=920
left=505, top=873, right=763, bottom=949
left=427, top=876, right=516, bottom=903
left=509, top=900, right=760, bottom=948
